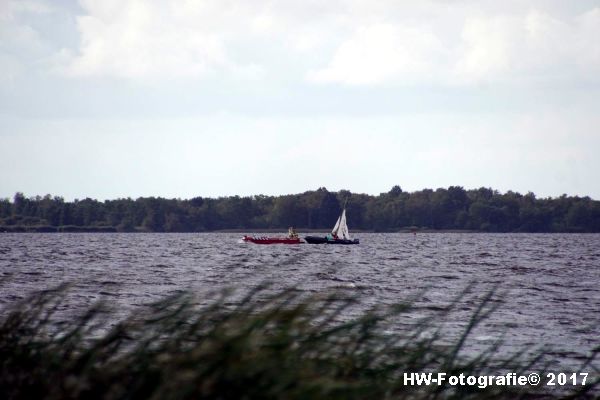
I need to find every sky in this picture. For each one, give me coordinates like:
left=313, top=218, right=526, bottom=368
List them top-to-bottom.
left=1, top=0, right=599, bottom=200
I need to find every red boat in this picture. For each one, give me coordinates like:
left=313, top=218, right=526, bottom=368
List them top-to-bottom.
left=242, top=235, right=302, bottom=244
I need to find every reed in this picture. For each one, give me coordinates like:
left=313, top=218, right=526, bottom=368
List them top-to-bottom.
left=0, top=283, right=597, bottom=399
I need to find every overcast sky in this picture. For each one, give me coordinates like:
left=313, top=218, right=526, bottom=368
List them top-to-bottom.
left=1, top=0, right=599, bottom=200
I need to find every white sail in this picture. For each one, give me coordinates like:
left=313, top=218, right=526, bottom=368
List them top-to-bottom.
left=333, top=209, right=351, bottom=240
left=339, top=209, right=351, bottom=239
left=331, top=216, right=341, bottom=235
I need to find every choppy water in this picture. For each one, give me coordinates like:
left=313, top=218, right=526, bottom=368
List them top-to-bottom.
left=1, top=232, right=599, bottom=370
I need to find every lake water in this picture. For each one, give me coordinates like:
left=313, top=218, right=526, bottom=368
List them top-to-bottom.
left=1, top=232, right=599, bottom=371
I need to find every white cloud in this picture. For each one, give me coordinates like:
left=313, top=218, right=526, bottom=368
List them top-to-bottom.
left=0, top=0, right=55, bottom=82
left=0, top=0, right=51, bottom=17
left=4, top=0, right=600, bottom=88
left=58, top=0, right=359, bottom=82
left=61, top=0, right=270, bottom=80
left=309, top=7, right=600, bottom=86
left=573, top=8, right=600, bottom=73
left=453, top=9, right=600, bottom=84
left=454, top=16, right=518, bottom=82
left=307, top=23, right=447, bottom=85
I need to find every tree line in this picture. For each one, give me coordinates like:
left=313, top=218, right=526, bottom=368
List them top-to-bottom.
left=1, top=186, right=599, bottom=232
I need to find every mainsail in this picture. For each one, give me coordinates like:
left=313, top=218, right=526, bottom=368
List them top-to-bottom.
left=332, top=209, right=351, bottom=240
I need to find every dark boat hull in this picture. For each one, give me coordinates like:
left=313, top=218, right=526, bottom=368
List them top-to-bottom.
left=304, top=236, right=359, bottom=245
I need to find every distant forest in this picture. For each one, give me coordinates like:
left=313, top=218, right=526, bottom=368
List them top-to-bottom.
left=1, top=186, right=600, bottom=233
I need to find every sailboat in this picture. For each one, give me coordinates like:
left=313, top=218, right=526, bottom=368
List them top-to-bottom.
left=304, top=209, right=360, bottom=245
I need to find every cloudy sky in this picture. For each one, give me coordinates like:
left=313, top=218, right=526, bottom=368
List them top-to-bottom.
left=1, top=0, right=599, bottom=200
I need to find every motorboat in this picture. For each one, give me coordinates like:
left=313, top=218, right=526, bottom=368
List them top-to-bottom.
left=242, top=235, right=302, bottom=244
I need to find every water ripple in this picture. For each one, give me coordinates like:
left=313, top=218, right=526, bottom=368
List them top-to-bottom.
left=1, top=232, right=599, bottom=369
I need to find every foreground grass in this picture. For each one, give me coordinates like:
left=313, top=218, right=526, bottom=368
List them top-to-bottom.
left=0, top=284, right=598, bottom=399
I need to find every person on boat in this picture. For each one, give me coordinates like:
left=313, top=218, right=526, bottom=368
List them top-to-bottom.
left=288, top=227, right=298, bottom=239
left=326, top=233, right=339, bottom=241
